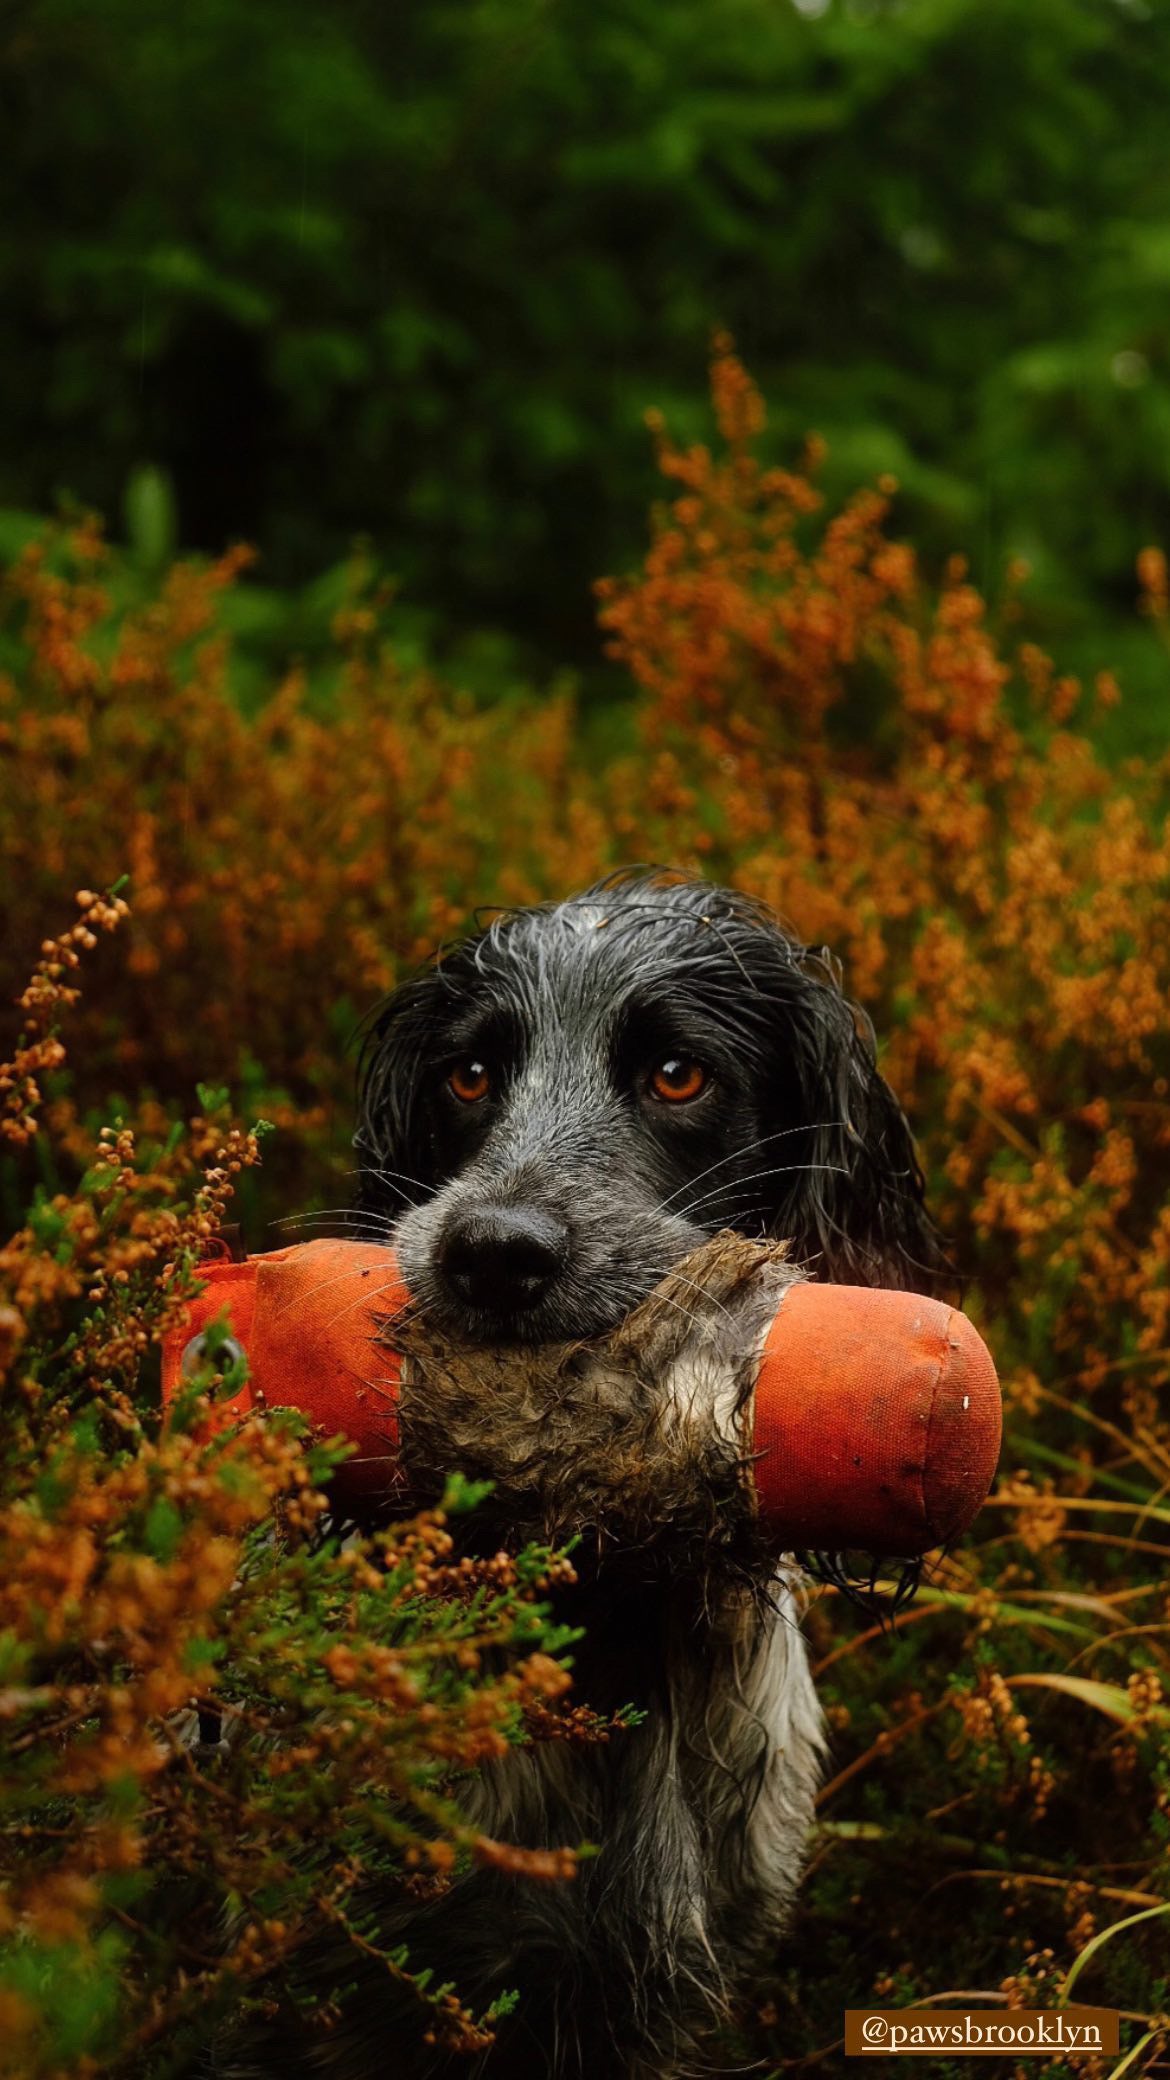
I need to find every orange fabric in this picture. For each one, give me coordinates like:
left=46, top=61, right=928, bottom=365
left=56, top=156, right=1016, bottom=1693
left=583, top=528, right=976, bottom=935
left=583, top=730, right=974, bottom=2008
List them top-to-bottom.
left=160, top=1239, right=407, bottom=1502
left=161, top=1241, right=1001, bottom=1551
left=160, top=1259, right=260, bottom=1429
left=751, top=1284, right=1001, bottom=1551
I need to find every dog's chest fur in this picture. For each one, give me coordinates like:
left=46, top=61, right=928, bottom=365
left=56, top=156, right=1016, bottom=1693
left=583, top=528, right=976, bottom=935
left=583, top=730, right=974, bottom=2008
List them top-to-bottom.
left=295, top=1591, right=822, bottom=2080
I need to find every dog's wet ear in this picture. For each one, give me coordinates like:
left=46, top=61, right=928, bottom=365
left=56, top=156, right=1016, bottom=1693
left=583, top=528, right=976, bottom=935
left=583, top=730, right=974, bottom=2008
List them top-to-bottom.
left=354, top=971, right=443, bottom=1215
left=780, top=974, right=953, bottom=1297
left=843, top=1020, right=954, bottom=1297
left=799, top=1549, right=924, bottom=1620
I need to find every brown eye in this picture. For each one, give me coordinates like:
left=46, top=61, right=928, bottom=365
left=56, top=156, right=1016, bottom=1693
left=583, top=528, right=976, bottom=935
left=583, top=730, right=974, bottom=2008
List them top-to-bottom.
left=649, top=1058, right=707, bottom=1104
left=448, top=1059, right=491, bottom=1103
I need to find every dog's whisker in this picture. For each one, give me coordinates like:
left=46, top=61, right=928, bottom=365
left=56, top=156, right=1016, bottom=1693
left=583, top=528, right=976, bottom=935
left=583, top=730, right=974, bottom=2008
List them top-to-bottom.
left=653, top=1124, right=853, bottom=1216
left=673, top=1161, right=850, bottom=1225
left=344, top=1162, right=434, bottom=1200
left=272, top=1208, right=404, bottom=1233
left=266, top=1259, right=400, bottom=1324
left=638, top=1266, right=743, bottom=1334
left=314, top=1273, right=421, bottom=1336
left=628, top=1285, right=710, bottom=1340
left=382, top=1298, right=439, bottom=1339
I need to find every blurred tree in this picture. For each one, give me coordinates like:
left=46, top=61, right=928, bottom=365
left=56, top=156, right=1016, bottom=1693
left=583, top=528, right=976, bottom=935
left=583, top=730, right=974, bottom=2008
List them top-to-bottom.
left=1, top=0, right=1168, bottom=692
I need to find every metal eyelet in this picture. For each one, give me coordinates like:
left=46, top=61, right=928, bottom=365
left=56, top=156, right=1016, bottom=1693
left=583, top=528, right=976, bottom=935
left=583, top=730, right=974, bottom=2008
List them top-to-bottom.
left=180, top=1330, right=246, bottom=1379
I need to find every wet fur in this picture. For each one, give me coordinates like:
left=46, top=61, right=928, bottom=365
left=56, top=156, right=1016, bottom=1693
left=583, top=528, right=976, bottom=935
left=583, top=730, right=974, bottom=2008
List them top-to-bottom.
left=228, top=875, right=945, bottom=2078
left=389, top=1239, right=820, bottom=2077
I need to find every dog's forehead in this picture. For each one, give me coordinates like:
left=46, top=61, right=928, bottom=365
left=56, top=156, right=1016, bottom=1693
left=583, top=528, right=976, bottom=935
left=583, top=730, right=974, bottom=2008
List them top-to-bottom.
left=476, top=897, right=736, bottom=1026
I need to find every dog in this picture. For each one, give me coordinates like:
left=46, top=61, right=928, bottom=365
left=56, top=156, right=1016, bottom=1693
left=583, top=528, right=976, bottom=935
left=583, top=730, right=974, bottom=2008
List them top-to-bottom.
left=257, top=872, right=946, bottom=2079
left=356, top=873, right=944, bottom=1335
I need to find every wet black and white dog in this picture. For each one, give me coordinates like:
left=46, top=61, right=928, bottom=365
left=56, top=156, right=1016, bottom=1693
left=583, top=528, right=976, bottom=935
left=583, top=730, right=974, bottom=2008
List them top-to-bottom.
left=279, top=873, right=945, bottom=2079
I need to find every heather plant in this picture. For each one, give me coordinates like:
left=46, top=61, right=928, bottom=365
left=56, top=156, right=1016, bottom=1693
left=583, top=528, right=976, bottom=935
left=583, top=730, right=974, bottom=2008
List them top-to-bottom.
left=1, top=343, right=1169, bottom=2067
left=598, top=347, right=1170, bottom=2066
left=0, top=526, right=606, bottom=1222
left=0, top=903, right=590, bottom=2077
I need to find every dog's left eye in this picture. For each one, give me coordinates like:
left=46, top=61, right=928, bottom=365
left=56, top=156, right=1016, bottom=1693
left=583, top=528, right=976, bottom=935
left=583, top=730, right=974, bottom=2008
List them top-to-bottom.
left=648, top=1057, right=708, bottom=1104
left=448, top=1059, right=491, bottom=1103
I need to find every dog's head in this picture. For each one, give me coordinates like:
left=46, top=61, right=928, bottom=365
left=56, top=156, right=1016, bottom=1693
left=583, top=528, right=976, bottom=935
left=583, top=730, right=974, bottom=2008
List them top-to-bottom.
left=355, top=873, right=948, bottom=1342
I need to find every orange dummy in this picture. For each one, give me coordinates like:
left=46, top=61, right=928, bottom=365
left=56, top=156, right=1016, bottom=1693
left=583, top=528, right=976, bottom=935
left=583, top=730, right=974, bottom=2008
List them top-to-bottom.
left=162, top=1238, right=1000, bottom=1557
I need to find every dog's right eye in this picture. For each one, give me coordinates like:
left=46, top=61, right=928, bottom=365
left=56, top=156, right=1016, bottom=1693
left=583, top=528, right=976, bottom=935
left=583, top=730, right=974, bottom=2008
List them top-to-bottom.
left=648, top=1057, right=708, bottom=1104
left=448, top=1059, right=491, bottom=1103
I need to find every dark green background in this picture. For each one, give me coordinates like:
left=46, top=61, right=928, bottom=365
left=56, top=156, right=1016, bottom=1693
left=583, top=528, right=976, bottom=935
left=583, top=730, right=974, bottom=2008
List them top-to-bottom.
left=3, top=0, right=1169, bottom=713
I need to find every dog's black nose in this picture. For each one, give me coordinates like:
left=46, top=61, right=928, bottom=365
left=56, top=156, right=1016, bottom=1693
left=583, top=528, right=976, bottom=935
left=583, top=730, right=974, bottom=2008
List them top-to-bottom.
left=437, top=1204, right=569, bottom=1315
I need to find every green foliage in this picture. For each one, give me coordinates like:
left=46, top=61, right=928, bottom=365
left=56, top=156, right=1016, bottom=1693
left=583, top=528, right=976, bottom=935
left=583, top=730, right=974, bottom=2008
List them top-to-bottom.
left=2, top=0, right=1169, bottom=715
